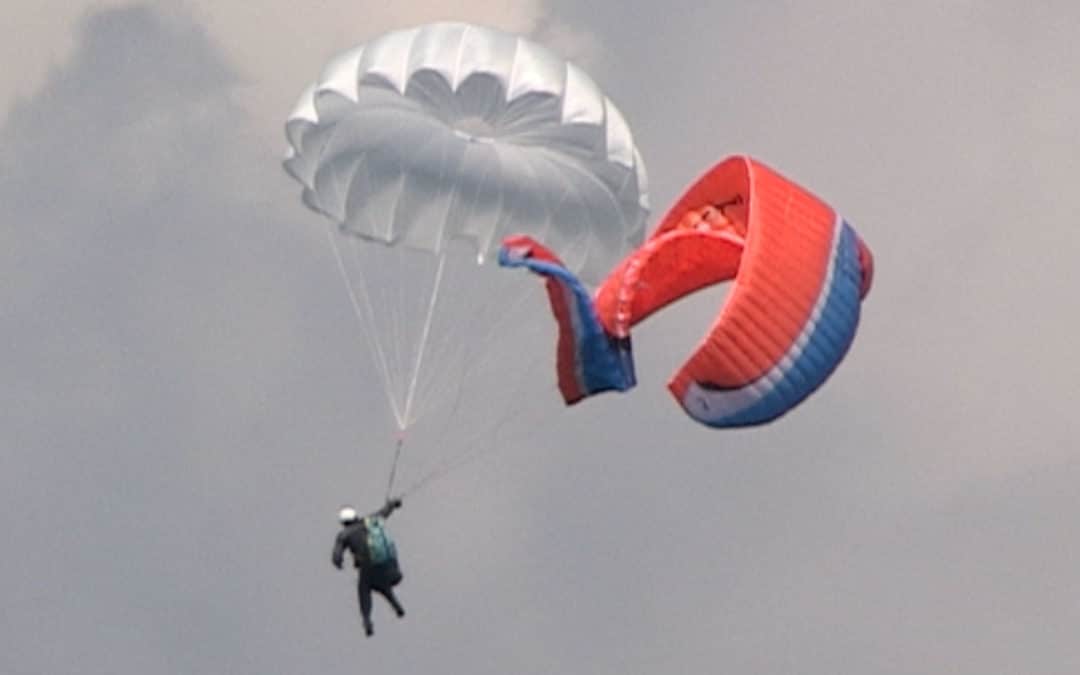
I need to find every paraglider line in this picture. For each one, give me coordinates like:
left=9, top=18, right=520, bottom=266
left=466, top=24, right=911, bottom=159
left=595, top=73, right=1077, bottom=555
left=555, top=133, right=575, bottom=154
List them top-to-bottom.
left=401, top=348, right=548, bottom=498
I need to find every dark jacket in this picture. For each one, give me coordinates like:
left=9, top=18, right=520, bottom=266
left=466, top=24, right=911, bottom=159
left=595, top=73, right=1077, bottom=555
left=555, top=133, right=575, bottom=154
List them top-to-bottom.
left=332, top=500, right=400, bottom=570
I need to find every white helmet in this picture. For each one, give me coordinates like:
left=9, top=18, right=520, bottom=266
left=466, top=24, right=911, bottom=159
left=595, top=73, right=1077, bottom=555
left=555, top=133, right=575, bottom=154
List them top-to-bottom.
left=337, top=506, right=359, bottom=525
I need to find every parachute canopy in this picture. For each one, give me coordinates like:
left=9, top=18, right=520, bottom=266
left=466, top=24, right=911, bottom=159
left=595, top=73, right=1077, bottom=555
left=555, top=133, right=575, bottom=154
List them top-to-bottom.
left=284, top=21, right=649, bottom=284
left=283, top=23, right=650, bottom=492
left=500, top=156, right=874, bottom=428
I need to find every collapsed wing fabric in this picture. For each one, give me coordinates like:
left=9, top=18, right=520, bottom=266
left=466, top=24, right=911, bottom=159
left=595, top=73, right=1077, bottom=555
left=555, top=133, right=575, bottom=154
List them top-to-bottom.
left=500, top=155, right=874, bottom=428
left=498, top=235, right=635, bottom=403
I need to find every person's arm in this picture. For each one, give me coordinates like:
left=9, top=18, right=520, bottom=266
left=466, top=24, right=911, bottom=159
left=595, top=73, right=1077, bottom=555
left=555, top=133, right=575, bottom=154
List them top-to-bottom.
left=375, top=497, right=403, bottom=519
left=332, top=530, right=347, bottom=569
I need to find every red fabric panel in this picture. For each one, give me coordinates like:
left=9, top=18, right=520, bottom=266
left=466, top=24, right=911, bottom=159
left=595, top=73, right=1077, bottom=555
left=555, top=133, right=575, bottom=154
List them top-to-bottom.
left=669, top=158, right=836, bottom=397
left=594, top=230, right=743, bottom=337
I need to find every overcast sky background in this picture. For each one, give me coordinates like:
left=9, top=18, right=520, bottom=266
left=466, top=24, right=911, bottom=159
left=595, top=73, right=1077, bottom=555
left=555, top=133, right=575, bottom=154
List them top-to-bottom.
left=3, top=2, right=1079, bottom=674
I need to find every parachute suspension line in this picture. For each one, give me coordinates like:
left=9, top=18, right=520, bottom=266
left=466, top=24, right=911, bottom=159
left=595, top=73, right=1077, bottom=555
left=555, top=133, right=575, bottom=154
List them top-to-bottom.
left=325, top=227, right=406, bottom=429
left=402, top=251, right=448, bottom=427
left=407, top=263, right=544, bottom=426
left=400, top=276, right=542, bottom=485
left=422, top=281, right=539, bottom=434
left=408, top=284, right=487, bottom=427
left=403, top=287, right=550, bottom=496
left=417, top=296, right=492, bottom=453
left=401, top=346, right=548, bottom=498
left=385, top=435, right=405, bottom=500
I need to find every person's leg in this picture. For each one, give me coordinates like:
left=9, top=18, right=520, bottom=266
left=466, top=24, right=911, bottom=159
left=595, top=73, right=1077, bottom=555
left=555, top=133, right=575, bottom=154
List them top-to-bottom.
left=357, top=574, right=375, bottom=636
left=374, top=585, right=405, bottom=618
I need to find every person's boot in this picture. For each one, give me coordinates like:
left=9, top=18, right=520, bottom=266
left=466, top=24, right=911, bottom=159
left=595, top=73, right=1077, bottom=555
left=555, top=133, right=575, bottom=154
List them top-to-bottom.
left=386, top=592, right=405, bottom=618
left=363, top=620, right=374, bottom=637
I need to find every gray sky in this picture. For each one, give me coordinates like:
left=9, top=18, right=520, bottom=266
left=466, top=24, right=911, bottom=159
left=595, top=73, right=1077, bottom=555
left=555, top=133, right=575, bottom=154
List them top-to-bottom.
left=3, top=2, right=1079, bottom=674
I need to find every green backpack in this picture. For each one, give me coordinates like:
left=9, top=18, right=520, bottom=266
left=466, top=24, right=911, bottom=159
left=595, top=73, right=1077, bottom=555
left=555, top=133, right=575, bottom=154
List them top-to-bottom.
left=363, top=516, right=397, bottom=565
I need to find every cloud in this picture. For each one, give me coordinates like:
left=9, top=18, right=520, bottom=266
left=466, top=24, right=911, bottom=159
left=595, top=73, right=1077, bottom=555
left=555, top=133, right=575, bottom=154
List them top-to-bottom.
left=2, top=1, right=604, bottom=147
left=7, top=3, right=1080, bottom=674
left=1, top=7, right=331, bottom=671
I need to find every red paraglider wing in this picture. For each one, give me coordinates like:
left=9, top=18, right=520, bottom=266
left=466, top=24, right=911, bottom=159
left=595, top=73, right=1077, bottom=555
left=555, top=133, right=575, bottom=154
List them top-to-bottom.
left=503, top=155, right=873, bottom=428
left=595, top=156, right=871, bottom=427
left=594, top=229, right=744, bottom=338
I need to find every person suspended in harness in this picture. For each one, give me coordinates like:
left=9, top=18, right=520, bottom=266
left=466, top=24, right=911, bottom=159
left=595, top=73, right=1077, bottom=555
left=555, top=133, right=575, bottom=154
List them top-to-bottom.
left=332, top=498, right=405, bottom=636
